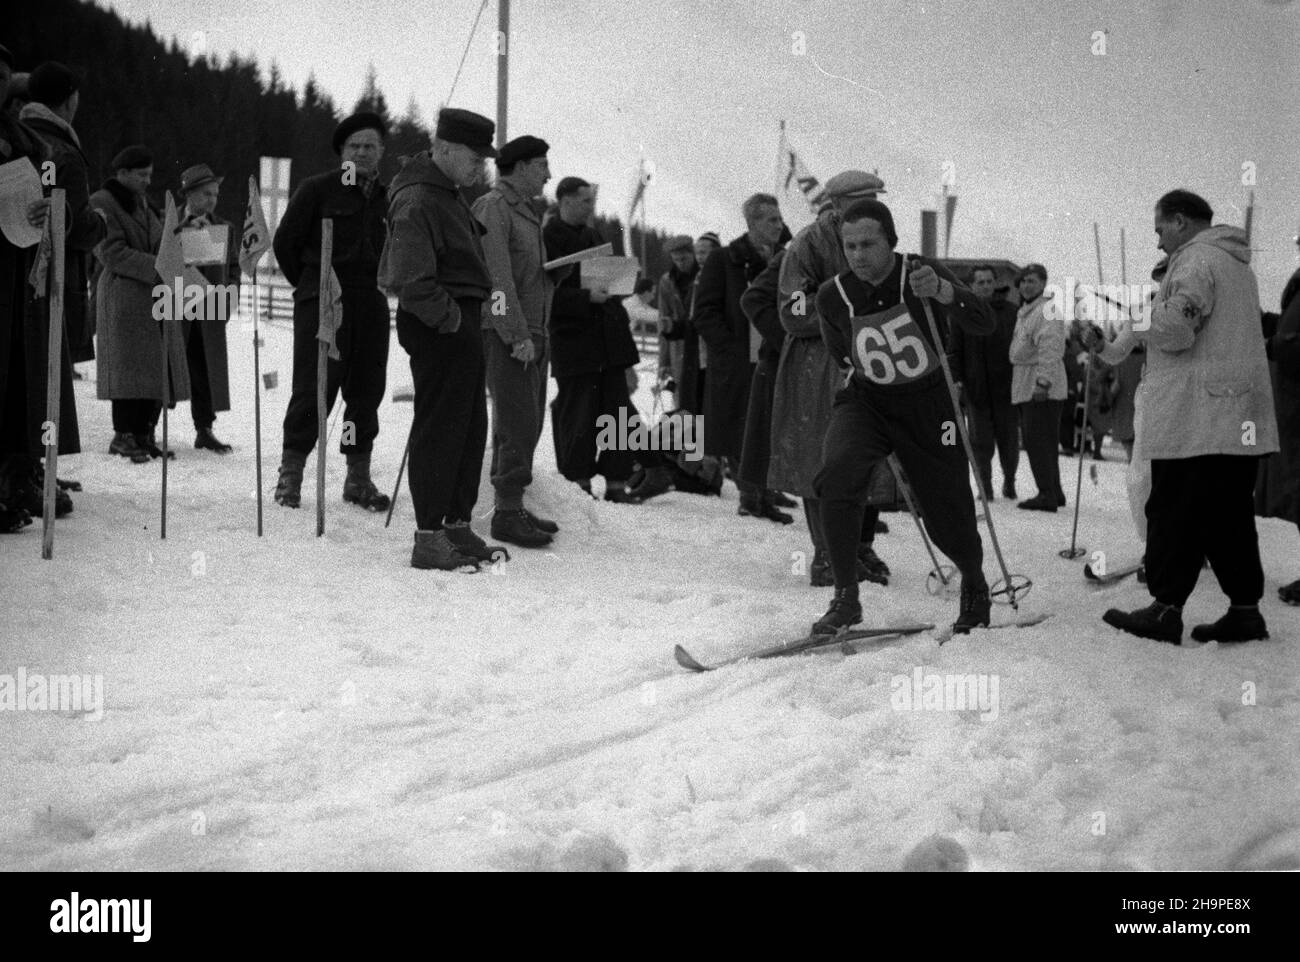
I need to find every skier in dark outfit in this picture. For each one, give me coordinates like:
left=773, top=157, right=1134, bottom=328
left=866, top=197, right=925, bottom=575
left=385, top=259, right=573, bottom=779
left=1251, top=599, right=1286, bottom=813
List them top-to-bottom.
left=811, top=200, right=997, bottom=635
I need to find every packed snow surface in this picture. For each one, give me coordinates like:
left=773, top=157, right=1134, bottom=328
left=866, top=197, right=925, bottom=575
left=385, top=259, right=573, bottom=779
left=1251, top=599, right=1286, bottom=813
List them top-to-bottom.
left=3, top=315, right=1298, bottom=871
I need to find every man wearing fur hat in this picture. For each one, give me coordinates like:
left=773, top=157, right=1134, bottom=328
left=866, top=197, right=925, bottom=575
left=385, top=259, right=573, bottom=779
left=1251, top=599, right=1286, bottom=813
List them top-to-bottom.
left=272, top=111, right=391, bottom=512
left=471, top=135, right=561, bottom=547
left=177, top=163, right=239, bottom=454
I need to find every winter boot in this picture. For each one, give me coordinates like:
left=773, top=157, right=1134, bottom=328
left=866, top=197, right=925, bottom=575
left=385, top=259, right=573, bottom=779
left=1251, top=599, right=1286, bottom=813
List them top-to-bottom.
left=195, top=427, right=233, bottom=454
left=110, top=432, right=152, bottom=463
left=136, top=434, right=175, bottom=460
left=274, top=450, right=306, bottom=509
left=342, top=456, right=391, bottom=512
left=0, top=461, right=34, bottom=532
left=629, top=464, right=673, bottom=502
left=1002, top=480, right=1017, bottom=500
left=771, top=490, right=797, bottom=509
left=738, top=492, right=794, bottom=524
left=1017, top=494, right=1057, bottom=512
left=490, top=508, right=552, bottom=548
left=525, top=509, right=559, bottom=534
left=873, top=518, right=889, bottom=534
left=445, top=521, right=511, bottom=563
left=410, top=529, right=480, bottom=571
left=857, top=545, right=891, bottom=586
left=951, top=574, right=992, bottom=635
left=1279, top=579, right=1300, bottom=606
left=812, top=586, right=863, bottom=636
left=1102, top=601, right=1184, bottom=644
left=1190, top=605, right=1269, bottom=643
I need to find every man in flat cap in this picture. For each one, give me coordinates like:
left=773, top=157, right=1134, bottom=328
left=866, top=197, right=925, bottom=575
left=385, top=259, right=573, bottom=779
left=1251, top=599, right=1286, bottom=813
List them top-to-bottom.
left=379, top=107, right=502, bottom=570
left=272, top=110, right=391, bottom=511
left=471, top=134, right=561, bottom=548
left=176, top=163, right=240, bottom=454
left=777, top=169, right=892, bottom=586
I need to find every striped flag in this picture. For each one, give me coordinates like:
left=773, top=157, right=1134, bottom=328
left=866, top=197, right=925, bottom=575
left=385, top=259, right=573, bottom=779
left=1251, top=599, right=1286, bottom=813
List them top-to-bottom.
left=782, top=140, right=825, bottom=214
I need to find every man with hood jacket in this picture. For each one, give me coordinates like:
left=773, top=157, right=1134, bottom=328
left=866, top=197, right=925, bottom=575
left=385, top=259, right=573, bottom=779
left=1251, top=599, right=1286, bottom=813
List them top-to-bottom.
left=378, top=108, right=498, bottom=571
left=1103, top=190, right=1279, bottom=645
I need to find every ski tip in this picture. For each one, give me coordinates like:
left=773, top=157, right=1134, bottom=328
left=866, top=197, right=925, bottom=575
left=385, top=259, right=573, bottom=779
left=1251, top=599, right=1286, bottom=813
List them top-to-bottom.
left=673, top=644, right=710, bottom=672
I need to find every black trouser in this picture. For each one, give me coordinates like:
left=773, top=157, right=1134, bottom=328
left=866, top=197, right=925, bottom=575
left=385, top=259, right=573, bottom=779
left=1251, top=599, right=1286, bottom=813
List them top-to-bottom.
left=282, top=286, right=390, bottom=460
left=396, top=301, right=487, bottom=531
left=185, top=321, right=215, bottom=431
left=485, top=330, right=547, bottom=510
left=551, top=367, right=634, bottom=483
left=815, top=379, right=982, bottom=591
left=967, top=398, right=1019, bottom=494
left=112, top=399, right=162, bottom=434
left=1019, top=400, right=1063, bottom=501
left=1146, top=455, right=1264, bottom=607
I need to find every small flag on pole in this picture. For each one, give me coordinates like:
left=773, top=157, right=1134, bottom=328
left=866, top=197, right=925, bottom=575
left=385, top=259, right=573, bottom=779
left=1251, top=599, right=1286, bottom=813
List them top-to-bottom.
left=781, top=133, right=826, bottom=215
left=240, top=176, right=272, bottom=277
left=155, top=193, right=206, bottom=293
left=317, top=265, right=343, bottom=361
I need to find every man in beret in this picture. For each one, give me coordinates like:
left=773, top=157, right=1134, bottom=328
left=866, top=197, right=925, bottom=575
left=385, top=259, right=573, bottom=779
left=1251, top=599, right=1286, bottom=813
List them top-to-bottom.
left=378, top=107, right=501, bottom=570
left=272, top=110, right=391, bottom=512
left=470, top=134, right=561, bottom=547
left=177, top=163, right=240, bottom=454
left=777, top=169, right=893, bottom=586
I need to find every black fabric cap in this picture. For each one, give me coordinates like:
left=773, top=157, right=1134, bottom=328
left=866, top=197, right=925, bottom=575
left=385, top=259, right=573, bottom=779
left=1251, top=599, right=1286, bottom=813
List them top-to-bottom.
left=28, top=61, right=80, bottom=107
left=436, top=107, right=497, bottom=158
left=332, top=111, right=388, bottom=154
left=497, top=135, right=548, bottom=168
left=111, top=144, right=153, bottom=171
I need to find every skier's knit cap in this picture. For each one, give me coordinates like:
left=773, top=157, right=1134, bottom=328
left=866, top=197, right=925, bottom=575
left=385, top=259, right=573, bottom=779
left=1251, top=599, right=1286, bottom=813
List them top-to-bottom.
left=436, top=107, right=497, bottom=158
left=332, top=111, right=389, bottom=154
left=497, top=135, right=548, bottom=168
left=824, top=170, right=887, bottom=199
left=840, top=198, right=899, bottom=247
left=696, top=232, right=721, bottom=248
left=663, top=234, right=694, bottom=254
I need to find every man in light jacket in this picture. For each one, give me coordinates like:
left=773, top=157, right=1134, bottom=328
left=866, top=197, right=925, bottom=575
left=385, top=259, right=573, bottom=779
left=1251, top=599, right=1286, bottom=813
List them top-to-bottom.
left=472, top=135, right=560, bottom=547
left=1103, top=189, right=1279, bottom=644
left=1008, top=264, right=1067, bottom=511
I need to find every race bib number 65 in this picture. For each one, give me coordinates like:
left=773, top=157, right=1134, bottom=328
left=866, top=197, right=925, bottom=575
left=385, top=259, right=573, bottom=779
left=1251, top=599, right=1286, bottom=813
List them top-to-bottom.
left=852, top=308, right=935, bottom=386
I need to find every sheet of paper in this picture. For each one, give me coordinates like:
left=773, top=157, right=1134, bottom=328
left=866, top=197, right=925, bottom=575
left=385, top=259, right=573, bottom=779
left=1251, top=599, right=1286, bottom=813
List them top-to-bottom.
left=0, top=157, right=44, bottom=248
left=181, top=225, right=230, bottom=266
left=543, top=242, right=613, bottom=271
left=580, top=256, right=641, bottom=296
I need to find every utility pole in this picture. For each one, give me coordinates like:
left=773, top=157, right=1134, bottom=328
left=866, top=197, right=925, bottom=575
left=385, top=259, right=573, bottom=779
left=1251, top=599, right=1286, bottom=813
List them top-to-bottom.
left=496, top=0, right=509, bottom=148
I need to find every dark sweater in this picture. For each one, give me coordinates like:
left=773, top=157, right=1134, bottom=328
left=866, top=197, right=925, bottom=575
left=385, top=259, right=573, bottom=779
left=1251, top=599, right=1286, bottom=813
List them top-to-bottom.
left=273, top=168, right=388, bottom=291
left=543, top=217, right=639, bottom=378
left=815, top=254, right=992, bottom=394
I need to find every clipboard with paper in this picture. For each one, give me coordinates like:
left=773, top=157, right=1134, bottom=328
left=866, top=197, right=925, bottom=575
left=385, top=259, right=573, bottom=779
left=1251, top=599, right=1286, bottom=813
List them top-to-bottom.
left=181, top=224, right=230, bottom=266
left=579, top=256, right=641, bottom=296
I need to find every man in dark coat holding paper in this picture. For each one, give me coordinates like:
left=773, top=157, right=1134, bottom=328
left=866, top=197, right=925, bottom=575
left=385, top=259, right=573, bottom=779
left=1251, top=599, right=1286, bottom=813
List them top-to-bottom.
left=272, top=110, right=391, bottom=511
left=177, top=163, right=239, bottom=454
left=543, top=176, right=645, bottom=503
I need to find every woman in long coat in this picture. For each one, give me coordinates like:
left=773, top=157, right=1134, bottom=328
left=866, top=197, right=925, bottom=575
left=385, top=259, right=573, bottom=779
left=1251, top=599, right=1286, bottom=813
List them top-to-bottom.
left=89, top=146, right=190, bottom=462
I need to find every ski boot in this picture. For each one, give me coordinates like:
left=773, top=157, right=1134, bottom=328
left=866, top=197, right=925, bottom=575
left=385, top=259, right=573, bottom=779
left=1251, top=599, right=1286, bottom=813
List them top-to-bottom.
left=110, top=432, right=152, bottom=463
left=136, top=434, right=175, bottom=460
left=274, top=450, right=306, bottom=508
left=342, top=456, right=391, bottom=512
left=525, top=508, right=559, bottom=534
left=491, top=509, right=551, bottom=548
left=446, top=521, right=511, bottom=563
left=411, top=530, right=480, bottom=572
left=951, top=575, right=992, bottom=636
left=812, top=586, right=863, bottom=636
left=1102, top=601, right=1183, bottom=644
left=1190, top=606, right=1269, bottom=643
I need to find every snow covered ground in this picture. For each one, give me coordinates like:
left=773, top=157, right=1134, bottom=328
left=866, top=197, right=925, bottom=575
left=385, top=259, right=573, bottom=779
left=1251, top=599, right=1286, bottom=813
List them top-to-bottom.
left=3, top=312, right=1298, bottom=872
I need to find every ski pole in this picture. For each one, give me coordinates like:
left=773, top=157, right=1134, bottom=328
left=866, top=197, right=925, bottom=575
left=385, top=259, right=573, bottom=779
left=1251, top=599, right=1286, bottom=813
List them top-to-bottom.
left=316, top=220, right=333, bottom=538
left=918, top=293, right=1024, bottom=608
left=1060, top=342, right=1096, bottom=560
left=385, top=431, right=411, bottom=529
left=887, top=453, right=952, bottom=595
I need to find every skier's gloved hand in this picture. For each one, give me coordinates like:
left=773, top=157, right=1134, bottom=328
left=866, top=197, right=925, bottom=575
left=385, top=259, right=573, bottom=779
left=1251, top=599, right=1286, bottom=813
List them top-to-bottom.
left=909, top=264, right=942, bottom=300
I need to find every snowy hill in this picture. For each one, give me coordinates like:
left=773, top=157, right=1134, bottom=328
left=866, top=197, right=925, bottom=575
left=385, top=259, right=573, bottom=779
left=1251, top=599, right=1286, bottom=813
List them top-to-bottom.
left=2, top=312, right=1298, bottom=871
